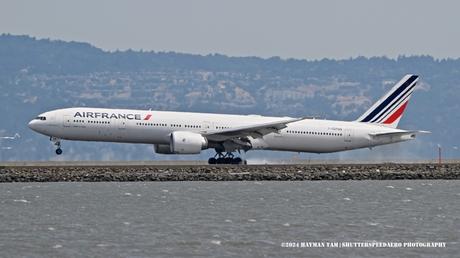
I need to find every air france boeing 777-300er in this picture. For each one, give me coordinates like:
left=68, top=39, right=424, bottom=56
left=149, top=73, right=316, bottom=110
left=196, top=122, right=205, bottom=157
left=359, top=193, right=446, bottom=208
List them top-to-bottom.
left=29, top=74, right=428, bottom=164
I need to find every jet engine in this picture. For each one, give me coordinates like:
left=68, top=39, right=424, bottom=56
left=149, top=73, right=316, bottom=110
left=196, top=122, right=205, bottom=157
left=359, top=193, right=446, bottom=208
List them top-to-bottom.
left=170, top=131, right=207, bottom=154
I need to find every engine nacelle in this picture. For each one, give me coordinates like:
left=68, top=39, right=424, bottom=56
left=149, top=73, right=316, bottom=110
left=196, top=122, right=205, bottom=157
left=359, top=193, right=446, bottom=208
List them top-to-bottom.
left=170, top=131, right=207, bottom=154
left=154, top=144, right=174, bottom=154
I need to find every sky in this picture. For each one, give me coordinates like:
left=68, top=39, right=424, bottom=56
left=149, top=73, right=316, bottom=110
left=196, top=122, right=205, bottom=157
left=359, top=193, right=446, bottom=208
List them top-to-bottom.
left=1, top=0, right=459, bottom=60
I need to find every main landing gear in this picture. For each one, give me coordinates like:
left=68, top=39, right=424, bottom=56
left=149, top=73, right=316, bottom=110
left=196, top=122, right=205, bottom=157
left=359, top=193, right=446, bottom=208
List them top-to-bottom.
left=50, top=137, right=63, bottom=155
left=208, top=152, right=247, bottom=165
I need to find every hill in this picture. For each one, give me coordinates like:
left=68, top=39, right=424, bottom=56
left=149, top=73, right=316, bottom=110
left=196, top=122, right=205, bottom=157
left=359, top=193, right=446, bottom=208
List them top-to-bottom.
left=0, top=34, right=458, bottom=161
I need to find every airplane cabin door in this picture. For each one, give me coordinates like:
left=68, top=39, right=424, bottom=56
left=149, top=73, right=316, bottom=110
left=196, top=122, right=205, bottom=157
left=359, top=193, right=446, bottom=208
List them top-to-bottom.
left=63, top=115, right=71, bottom=128
left=116, top=120, right=127, bottom=140
left=202, top=121, right=214, bottom=133
left=344, top=128, right=353, bottom=143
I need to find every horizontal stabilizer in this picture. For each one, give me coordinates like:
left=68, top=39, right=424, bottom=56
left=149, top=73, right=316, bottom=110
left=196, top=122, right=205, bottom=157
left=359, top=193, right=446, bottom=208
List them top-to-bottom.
left=369, top=130, right=430, bottom=137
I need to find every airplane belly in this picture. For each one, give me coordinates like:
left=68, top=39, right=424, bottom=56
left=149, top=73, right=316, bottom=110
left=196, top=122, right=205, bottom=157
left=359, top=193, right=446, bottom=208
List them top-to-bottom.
left=56, top=118, right=171, bottom=144
left=60, top=126, right=107, bottom=141
left=124, top=128, right=169, bottom=144
left=264, top=134, right=346, bottom=153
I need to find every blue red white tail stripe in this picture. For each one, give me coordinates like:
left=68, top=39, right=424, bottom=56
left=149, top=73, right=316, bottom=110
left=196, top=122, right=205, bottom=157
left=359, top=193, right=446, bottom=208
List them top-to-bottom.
left=357, top=74, right=419, bottom=128
left=371, top=82, right=416, bottom=123
left=382, top=101, right=409, bottom=124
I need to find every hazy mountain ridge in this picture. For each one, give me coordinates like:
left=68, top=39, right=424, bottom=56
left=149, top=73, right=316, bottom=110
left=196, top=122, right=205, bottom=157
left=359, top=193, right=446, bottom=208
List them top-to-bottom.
left=1, top=34, right=459, bottom=161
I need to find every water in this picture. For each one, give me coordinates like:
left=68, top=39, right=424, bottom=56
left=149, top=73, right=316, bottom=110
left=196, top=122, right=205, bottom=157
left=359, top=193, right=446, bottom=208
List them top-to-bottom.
left=0, top=181, right=458, bottom=257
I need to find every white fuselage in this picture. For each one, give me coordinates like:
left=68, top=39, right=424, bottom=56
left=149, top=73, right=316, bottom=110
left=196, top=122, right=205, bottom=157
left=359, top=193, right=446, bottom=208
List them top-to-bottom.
left=28, top=107, right=413, bottom=154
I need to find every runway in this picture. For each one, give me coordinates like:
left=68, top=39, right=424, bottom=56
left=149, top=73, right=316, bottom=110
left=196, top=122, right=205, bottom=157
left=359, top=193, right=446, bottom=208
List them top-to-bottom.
left=1, top=159, right=458, bottom=167
left=0, top=162, right=459, bottom=182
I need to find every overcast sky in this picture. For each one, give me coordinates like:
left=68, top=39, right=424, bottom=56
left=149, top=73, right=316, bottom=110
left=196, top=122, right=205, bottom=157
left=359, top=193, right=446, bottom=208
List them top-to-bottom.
left=1, top=0, right=459, bottom=60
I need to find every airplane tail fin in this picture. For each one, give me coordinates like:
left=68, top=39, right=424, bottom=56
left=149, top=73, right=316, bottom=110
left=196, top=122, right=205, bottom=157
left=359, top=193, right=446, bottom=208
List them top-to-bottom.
left=356, top=74, right=419, bottom=128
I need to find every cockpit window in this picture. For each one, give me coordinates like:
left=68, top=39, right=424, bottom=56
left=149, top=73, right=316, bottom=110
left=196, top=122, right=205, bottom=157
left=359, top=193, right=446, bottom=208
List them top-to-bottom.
left=35, top=116, right=46, bottom=121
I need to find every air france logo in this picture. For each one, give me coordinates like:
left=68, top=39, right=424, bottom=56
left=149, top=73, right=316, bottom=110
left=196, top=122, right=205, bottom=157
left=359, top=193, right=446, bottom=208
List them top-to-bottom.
left=74, top=112, right=152, bottom=120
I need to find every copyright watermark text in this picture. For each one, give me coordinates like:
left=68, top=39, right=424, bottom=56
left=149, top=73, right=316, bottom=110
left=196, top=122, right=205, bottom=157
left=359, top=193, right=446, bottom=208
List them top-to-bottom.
left=281, top=241, right=446, bottom=248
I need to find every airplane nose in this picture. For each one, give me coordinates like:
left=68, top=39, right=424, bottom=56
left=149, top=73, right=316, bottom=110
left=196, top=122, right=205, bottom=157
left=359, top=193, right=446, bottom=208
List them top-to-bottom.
left=28, top=120, right=38, bottom=131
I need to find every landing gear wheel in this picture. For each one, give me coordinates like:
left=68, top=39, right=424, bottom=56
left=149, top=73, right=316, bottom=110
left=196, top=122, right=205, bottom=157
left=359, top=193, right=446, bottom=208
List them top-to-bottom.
left=50, top=137, right=62, bottom=155
left=208, top=151, right=246, bottom=165
left=233, top=157, right=243, bottom=165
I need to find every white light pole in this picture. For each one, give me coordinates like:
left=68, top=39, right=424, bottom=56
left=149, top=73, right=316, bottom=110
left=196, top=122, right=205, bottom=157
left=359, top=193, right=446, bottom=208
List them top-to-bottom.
left=437, top=144, right=442, bottom=165
left=453, top=146, right=458, bottom=162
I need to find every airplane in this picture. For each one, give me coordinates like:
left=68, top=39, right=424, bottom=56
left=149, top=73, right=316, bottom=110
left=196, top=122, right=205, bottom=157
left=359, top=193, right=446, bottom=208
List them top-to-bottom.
left=28, top=74, right=428, bottom=164
left=0, top=133, right=20, bottom=140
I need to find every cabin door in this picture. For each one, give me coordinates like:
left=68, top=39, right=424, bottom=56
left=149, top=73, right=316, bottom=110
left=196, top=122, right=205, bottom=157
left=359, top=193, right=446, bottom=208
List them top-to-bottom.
left=63, top=115, right=72, bottom=128
left=115, top=120, right=128, bottom=140
left=202, top=121, right=214, bottom=133
left=344, top=128, right=353, bottom=143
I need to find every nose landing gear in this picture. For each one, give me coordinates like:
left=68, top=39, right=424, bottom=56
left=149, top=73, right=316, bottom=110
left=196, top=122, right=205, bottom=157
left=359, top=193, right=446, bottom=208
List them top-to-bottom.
left=50, top=137, right=63, bottom=155
left=208, top=152, right=247, bottom=165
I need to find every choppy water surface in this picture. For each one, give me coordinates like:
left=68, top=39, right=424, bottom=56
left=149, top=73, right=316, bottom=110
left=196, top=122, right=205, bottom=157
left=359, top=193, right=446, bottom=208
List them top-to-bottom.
left=0, top=181, right=458, bottom=257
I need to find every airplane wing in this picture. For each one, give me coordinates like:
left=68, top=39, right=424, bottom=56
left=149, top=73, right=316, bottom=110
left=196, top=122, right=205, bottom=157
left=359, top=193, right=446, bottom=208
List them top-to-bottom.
left=203, top=117, right=307, bottom=142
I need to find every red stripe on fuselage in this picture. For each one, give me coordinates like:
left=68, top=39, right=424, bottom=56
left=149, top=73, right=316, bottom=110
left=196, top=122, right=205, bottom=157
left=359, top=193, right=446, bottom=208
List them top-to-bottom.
left=383, top=101, right=408, bottom=124
left=144, top=114, right=152, bottom=120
